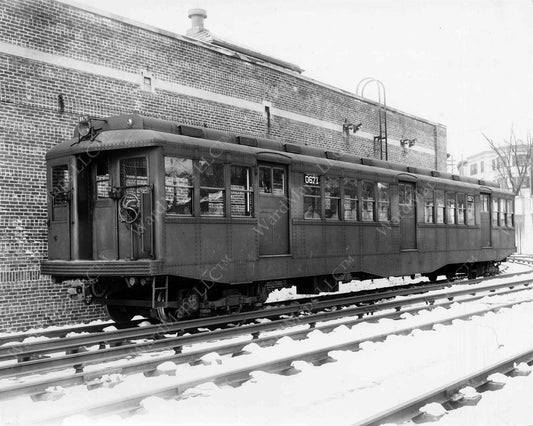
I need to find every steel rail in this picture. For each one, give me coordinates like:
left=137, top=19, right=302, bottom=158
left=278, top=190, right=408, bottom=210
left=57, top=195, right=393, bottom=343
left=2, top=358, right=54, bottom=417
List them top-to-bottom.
left=0, top=279, right=531, bottom=380
left=1, top=284, right=530, bottom=401
left=13, top=296, right=533, bottom=426
left=0, top=319, right=151, bottom=347
left=354, top=348, right=533, bottom=426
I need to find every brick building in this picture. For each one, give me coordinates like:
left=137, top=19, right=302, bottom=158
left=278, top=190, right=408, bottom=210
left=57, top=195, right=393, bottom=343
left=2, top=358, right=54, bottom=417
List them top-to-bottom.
left=0, top=0, right=447, bottom=331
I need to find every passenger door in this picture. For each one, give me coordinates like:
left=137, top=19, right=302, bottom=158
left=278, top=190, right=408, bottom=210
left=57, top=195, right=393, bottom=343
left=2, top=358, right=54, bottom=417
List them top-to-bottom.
left=92, top=153, right=153, bottom=260
left=257, top=163, right=290, bottom=255
left=399, top=181, right=417, bottom=249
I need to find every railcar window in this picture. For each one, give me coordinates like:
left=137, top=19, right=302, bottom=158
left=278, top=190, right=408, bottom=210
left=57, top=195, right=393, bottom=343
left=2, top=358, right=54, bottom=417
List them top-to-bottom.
left=120, top=157, right=148, bottom=188
left=165, top=157, right=193, bottom=215
left=95, top=159, right=110, bottom=199
left=199, top=161, right=225, bottom=216
left=51, top=165, right=70, bottom=206
left=231, top=166, right=253, bottom=217
left=259, top=167, right=272, bottom=194
left=272, top=168, right=285, bottom=196
left=324, top=177, right=341, bottom=220
left=304, top=178, right=321, bottom=220
left=343, top=178, right=359, bottom=221
left=361, top=181, right=375, bottom=221
left=377, top=183, right=390, bottom=221
left=424, top=189, right=434, bottom=223
left=435, top=190, right=445, bottom=223
left=446, top=193, right=456, bottom=224
left=456, top=194, right=466, bottom=225
left=481, top=194, right=489, bottom=212
left=466, top=195, right=475, bottom=224
left=492, top=198, right=498, bottom=226
left=499, top=199, right=506, bottom=226
left=507, top=199, right=514, bottom=226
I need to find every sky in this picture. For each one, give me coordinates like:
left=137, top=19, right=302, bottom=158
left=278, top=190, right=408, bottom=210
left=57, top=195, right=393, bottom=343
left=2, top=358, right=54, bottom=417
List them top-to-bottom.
left=73, top=0, right=532, bottom=160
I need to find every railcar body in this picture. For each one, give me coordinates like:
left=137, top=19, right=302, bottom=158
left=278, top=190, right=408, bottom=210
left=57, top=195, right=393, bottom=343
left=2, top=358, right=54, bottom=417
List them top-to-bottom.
left=41, top=115, right=516, bottom=321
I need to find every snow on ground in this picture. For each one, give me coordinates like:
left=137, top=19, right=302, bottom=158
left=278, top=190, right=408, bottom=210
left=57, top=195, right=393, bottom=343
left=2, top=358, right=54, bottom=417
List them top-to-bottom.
left=1, top=285, right=533, bottom=425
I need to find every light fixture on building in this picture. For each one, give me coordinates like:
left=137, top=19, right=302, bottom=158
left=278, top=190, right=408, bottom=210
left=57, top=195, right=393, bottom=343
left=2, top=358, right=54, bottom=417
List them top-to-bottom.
left=342, top=120, right=362, bottom=134
left=400, top=138, right=416, bottom=148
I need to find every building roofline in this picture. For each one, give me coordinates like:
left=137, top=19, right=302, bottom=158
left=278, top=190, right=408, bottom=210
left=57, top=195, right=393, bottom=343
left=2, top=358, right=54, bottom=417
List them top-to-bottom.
left=56, top=0, right=446, bottom=129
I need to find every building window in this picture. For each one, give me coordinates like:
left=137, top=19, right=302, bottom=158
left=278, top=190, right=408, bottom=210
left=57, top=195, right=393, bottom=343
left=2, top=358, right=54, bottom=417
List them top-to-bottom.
left=165, top=157, right=193, bottom=215
left=491, top=159, right=496, bottom=171
left=199, top=161, right=225, bottom=216
left=480, top=161, right=484, bottom=173
left=470, top=163, right=478, bottom=175
left=231, top=166, right=253, bottom=217
left=304, top=176, right=321, bottom=220
left=324, top=176, right=341, bottom=220
left=343, top=178, right=359, bottom=221
left=361, top=181, right=375, bottom=221
left=377, top=183, right=390, bottom=221
left=424, top=189, right=434, bottom=223
left=435, top=190, right=445, bottom=223
left=446, top=193, right=456, bottom=224
left=457, top=194, right=466, bottom=225
left=466, top=195, right=475, bottom=225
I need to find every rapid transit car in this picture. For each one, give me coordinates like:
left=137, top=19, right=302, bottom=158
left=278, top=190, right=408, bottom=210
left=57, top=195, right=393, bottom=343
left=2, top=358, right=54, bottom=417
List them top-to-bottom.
left=41, top=115, right=516, bottom=321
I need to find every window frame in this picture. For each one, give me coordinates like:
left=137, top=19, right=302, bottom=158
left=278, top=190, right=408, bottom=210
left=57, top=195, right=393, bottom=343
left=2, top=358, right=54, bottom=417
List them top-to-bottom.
left=164, top=156, right=194, bottom=216
left=199, top=160, right=226, bottom=217
left=230, top=165, right=254, bottom=217
left=324, top=175, right=341, bottom=221
left=343, top=177, right=359, bottom=221
left=361, top=180, right=376, bottom=222
left=377, top=182, right=390, bottom=222
left=424, top=189, right=435, bottom=224
left=446, top=192, right=456, bottom=224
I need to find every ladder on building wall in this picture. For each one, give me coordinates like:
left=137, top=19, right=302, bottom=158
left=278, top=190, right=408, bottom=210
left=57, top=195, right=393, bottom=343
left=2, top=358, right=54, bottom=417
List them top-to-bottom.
left=357, top=78, right=388, bottom=161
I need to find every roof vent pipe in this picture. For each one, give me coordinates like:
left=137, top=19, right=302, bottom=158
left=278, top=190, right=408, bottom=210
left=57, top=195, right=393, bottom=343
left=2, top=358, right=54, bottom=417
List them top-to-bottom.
left=187, top=8, right=208, bottom=36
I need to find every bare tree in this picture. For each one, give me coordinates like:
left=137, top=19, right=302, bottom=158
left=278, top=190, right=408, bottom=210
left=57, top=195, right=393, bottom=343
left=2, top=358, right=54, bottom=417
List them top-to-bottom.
left=483, top=130, right=533, bottom=196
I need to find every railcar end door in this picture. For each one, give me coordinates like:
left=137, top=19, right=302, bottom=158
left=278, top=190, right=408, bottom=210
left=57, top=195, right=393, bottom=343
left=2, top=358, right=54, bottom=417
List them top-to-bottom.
left=117, top=156, right=153, bottom=260
left=48, top=163, right=71, bottom=260
left=257, top=164, right=290, bottom=256
left=399, top=181, right=417, bottom=250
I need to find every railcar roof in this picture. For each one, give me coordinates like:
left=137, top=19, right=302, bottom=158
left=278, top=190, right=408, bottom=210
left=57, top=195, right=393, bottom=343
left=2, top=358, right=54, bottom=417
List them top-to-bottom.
left=47, top=114, right=509, bottom=194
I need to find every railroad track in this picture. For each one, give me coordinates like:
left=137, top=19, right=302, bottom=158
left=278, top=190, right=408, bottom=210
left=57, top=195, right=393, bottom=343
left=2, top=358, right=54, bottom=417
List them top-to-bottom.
left=1, top=267, right=530, bottom=348
left=1, top=272, right=532, bottom=375
left=1, top=275, right=533, bottom=424
left=357, top=348, right=533, bottom=426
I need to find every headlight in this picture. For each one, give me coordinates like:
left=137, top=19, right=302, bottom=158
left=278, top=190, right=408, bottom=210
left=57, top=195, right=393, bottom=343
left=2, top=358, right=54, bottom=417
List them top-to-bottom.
left=78, top=120, right=91, bottom=137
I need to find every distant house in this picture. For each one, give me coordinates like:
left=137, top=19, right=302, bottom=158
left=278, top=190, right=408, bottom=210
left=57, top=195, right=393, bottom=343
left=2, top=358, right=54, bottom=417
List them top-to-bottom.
left=458, top=148, right=533, bottom=254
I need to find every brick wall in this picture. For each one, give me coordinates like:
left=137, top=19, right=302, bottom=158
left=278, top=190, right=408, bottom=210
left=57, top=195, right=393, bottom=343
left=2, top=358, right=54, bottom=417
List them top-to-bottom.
left=0, top=0, right=447, bottom=331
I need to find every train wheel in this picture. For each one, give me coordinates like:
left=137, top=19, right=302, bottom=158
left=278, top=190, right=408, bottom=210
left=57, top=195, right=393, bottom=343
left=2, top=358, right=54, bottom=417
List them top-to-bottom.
left=155, top=290, right=201, bottom=323
left=105, top=305, right=135, bottom=323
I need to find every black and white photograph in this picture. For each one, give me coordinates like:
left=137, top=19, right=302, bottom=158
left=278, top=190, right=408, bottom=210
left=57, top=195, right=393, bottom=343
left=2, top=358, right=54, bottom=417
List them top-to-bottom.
left=0, top=0, right=532, bottom=424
